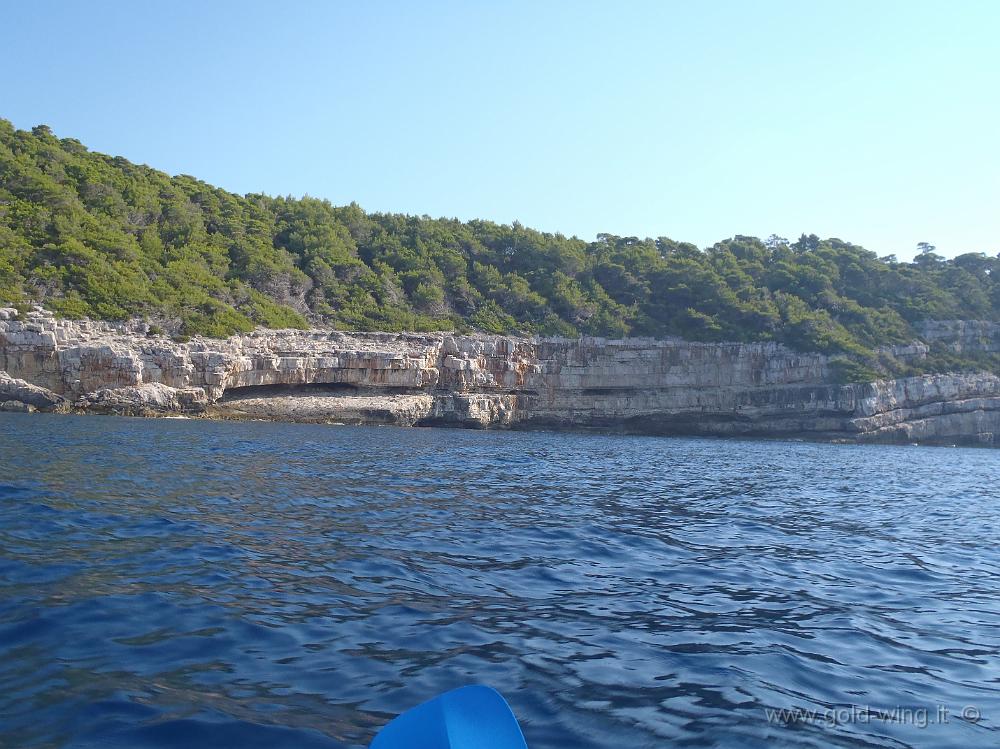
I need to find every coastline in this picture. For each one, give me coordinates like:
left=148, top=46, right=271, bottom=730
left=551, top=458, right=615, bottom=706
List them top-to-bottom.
left=2, top=307, right=999, bottom=447
left=2, top=408, right=992, bottom=451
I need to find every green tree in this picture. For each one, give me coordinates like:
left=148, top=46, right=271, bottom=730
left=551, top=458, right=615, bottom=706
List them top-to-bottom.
left=0, top=118, right=996, bottom=366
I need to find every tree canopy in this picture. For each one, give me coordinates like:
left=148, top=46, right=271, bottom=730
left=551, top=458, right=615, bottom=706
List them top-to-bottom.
left=1, top=120, right=997, bottom=364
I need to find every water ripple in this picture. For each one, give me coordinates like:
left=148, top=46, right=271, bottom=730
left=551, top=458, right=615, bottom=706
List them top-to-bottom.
left=1, top=413, right=998, bottom=748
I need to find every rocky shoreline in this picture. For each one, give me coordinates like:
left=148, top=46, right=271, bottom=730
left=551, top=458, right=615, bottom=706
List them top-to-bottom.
left=2, top=307, right=998, bottom=446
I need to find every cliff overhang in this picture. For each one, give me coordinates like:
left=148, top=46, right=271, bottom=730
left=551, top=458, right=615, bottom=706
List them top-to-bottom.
left=1, top=307, right=998, bottom=446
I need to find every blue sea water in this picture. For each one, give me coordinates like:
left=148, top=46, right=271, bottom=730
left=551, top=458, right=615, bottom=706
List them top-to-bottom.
left=0, top=412, right=998, bottom=748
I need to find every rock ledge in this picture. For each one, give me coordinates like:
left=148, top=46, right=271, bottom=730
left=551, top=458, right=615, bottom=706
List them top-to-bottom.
left=1, top=307, right=998, bottom=445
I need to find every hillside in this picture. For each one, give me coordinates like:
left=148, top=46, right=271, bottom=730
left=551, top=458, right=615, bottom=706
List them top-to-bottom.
left=1, top=119, right=997, bottom=370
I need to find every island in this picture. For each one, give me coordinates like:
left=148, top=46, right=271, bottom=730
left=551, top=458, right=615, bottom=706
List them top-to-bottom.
left=1, top=120, right=997, bottom=444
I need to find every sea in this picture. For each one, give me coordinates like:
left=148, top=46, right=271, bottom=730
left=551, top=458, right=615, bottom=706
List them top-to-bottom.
left=1, top=413, right=998, bottom=748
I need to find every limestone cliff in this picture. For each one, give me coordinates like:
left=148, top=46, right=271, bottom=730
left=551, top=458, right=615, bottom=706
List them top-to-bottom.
left=1, top=307, right=997, bottom=445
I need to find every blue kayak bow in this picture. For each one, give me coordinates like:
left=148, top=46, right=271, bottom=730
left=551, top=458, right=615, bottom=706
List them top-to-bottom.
left=370, top=685, right=528, bottom=749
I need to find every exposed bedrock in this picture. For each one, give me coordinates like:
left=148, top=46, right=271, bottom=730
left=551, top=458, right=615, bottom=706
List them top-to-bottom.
left=1, top=307, right=998, bottom=445
left=0, top=370, right=67, bottom=412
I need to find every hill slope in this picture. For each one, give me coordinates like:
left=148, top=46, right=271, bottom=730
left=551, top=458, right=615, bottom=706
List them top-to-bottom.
left=1, top=120, right=997, bottom=364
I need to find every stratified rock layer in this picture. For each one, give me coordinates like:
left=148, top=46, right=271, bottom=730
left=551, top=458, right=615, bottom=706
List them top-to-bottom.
left=1, top=307, right=998, bottom=445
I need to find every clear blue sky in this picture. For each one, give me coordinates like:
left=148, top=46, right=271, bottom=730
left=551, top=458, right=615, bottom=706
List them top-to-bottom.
left=4, top=1, right=997, bottom=259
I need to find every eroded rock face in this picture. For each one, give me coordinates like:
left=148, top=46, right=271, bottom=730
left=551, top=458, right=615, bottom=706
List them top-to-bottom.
left=1, top=307, right=998, bottom=445
left=917, top=320, right=1000, bottom=354
left=0, top=371, right=66, bottom=411
left=76, top=383, right=209, bottom=417
left=1, top=400, right=36, bottom=413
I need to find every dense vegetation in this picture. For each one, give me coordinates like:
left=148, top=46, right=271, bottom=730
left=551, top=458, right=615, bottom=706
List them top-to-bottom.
left=1, top=120, right=997, bottom=368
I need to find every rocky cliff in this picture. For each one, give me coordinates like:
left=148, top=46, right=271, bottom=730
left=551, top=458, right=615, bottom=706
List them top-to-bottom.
left=1, top=307, right=998, bottom=445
